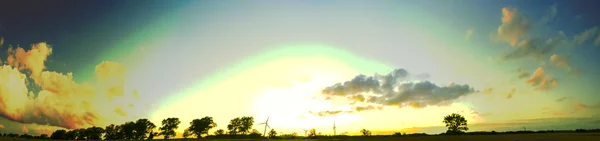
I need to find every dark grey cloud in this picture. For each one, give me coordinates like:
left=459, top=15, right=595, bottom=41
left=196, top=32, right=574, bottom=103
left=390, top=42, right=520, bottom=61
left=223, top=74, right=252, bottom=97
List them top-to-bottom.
left=321, top=69, right=475, bottom=109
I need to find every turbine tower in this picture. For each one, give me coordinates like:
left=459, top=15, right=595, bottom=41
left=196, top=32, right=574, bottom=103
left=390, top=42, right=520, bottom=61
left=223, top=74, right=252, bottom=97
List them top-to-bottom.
left=258, top=116, right=270, bottom=138
left=333, top=119, right=336, bottom=136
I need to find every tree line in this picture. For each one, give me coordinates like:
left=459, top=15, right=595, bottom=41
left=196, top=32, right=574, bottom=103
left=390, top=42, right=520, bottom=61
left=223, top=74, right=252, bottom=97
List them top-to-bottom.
left=1, top=113, right=600, bottom=140
left=47, top=116, right=263, bottom=140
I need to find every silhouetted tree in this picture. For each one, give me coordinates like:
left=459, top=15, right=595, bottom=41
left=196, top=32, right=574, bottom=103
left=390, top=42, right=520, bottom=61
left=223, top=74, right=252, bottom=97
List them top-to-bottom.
left=443, top=113, right=468, bottom=134
left=188, top=116, right=217, bottom=138
left=227, top=116, right=254, bottom=135
left=240, top=116, right=254, bottom=134
left=159, top=117, right=181, bottom=139
left=227, top=117, right=241, bottom=135
left=134, top=119, right=156, bottom=140
left=118, top=122, right=135, bottom=139
left=104, top=124, right=122, bottom=140
left=85, top=126, right=104, bottom=140
left=308, top=128, right=317, bottom=137
left=360, top=128, right=372, bottom=136
left=74, top=129, right=87, bottom=140
left=183, top=129, right=191, bottom=139
left=214, top=129, right=225, bottom=136
left=249, top=129, right=262, bottom=137
left=268, top=129, right=277, bottom=138
left=51, top=130, right=67, bottom=140
left=65, top=130, right=76, bottom=140
left=148, top=131, right=157, bottom=140
left=290, top=132, right=298, bottom=138
left=7, top=133, right=19, bottom=137
left=20, top=134, right=32, bottom=138
left=40, top=134, right=49, bottom=139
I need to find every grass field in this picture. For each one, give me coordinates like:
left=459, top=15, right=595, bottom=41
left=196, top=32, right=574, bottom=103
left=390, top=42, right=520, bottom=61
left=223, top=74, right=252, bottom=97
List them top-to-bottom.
left=3, top=133, right=600, bottom=141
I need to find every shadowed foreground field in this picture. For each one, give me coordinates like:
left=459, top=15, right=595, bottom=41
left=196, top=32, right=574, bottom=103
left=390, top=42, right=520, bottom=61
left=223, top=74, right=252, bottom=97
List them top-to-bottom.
left=3, top=133, right=600, bottom=141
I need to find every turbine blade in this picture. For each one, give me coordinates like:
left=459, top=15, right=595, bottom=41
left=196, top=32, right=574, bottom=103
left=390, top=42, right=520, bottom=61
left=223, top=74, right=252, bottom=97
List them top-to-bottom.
left=258, top=123, right=265, bottom=125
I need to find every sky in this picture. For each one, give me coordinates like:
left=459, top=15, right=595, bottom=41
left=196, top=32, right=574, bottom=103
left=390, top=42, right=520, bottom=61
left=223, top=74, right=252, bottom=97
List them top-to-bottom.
left=0, top=0, right=600, bottom=136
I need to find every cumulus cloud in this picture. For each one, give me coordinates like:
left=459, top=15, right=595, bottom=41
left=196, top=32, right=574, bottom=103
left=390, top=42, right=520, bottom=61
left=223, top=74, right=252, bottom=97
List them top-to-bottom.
left=495, top=7, right=530, bottom=46
left=573, top=26, right=598, bottom=44
left=0, top=41, right=145, bottom=130
left=6, top=42, right=53, bottom=81
left=0, top=65, right=31, bottom=121
left=525, top=67, right=557, bottom=91
left=321, top=69, right=475, bottom=110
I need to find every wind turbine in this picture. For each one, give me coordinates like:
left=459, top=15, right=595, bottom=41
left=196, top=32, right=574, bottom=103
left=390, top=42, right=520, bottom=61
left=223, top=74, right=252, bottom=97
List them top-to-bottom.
left=258, top=116, right=270, bottom=138
left=333, top=119, right=337, bottom=136
left=302, top=129, right=308, bottom=136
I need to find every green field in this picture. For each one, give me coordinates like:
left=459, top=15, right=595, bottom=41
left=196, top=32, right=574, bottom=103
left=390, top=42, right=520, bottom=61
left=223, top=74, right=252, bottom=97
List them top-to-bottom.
left=3, top=133, right=600, bottom=141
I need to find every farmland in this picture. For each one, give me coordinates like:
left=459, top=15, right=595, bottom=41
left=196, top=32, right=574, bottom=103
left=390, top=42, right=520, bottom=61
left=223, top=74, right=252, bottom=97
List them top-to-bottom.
left=3, top=133, right=600, bottom=141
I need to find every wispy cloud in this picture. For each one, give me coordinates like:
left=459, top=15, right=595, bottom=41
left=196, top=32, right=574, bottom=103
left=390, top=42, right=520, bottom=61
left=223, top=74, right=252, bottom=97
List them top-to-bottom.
left=540, top=3, right=558, bottom=24
left=573, top=26, right=598, bottom=45
left=499, top=31, right=568, bottom=61
left=506, top=88, right=516, bottom=99
left=556, top=97, right=568, bottom=102
left=574, top=103, right=589, bottom=110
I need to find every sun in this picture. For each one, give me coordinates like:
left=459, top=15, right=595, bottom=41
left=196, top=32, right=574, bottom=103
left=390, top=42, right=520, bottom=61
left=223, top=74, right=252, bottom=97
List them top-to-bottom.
left=252, top=64, right=362, bottom=130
